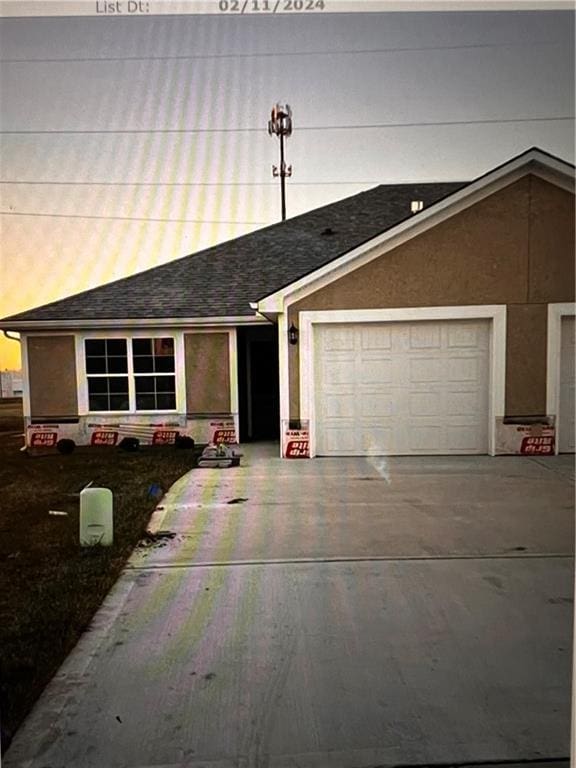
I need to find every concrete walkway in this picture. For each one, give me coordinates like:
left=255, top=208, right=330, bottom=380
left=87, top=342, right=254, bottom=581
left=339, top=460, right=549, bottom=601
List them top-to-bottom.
left=4, top=447, right=574, bottom=768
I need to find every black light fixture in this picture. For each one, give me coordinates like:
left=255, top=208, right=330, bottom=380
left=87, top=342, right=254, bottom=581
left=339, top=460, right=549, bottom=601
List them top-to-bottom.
left=288, top=323, right=299, bottom=345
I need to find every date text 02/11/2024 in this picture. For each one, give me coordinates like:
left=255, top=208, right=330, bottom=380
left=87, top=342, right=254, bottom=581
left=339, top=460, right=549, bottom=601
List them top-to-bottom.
left=219, top=0, right=326, bottom=12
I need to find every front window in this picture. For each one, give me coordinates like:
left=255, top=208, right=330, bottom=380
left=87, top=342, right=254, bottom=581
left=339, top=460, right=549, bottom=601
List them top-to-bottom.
left=85, top=337, right=176, bottom=412
left=133, top=338, right=176, bottom=410
left=86, top=339, right=129, bottom=411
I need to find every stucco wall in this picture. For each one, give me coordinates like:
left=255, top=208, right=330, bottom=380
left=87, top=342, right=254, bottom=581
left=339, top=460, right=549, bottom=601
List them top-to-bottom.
left=528, top=175, right=575, bottom=303
left=288, top=176, right=575, bottom=419
left=505, top=304, right=548, bottom=416
left=184, top=332, right=230, bottom=414
left=27, top=335, right=78, bottom=417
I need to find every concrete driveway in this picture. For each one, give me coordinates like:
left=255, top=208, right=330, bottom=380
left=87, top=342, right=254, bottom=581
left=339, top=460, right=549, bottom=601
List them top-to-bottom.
left=4, top=447, right=574, bottom=768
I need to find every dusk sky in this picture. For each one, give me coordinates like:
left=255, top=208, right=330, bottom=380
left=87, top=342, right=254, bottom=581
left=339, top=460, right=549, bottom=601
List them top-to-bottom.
left=0, top=3, right=574, bottom=369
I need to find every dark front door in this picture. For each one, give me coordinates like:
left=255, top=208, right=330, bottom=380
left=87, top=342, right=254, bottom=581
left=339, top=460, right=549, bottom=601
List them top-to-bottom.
left=238, top=325, right=280, bottom=442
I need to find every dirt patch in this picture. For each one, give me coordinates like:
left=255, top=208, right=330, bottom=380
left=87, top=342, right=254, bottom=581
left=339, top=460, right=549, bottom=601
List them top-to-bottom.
left=0, top=402, right=200, bottom=752
left=136, top=530, right=177, bottom=548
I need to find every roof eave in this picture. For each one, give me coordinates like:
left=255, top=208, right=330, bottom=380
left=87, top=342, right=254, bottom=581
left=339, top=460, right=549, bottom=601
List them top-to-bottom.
left=0, top=314, right=264, bottom=332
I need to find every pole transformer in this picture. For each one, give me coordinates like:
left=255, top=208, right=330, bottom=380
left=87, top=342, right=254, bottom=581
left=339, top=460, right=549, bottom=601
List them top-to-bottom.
left=268, top=103, right=293, bottom=222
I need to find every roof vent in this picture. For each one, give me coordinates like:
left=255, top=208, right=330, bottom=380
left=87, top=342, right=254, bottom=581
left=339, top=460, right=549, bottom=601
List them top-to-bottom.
left=411, top=200, right=424, bottom=214
left=321, top=227, right=335, bottom=236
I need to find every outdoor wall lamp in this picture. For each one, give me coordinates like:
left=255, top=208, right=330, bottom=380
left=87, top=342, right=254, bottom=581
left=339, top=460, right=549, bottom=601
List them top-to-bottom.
left=288, top=323, right=299, bottom=345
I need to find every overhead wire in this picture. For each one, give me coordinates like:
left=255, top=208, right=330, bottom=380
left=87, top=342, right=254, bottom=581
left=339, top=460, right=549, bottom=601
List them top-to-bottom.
left=1, top=38, right=571, bottom=221
left=0, top=40, right=565, bottom=64
left=0, top=115, right=572, bottom=135
left=0, top=180, right=380, bottom=186
left=0, top=210, right=267, bottom=225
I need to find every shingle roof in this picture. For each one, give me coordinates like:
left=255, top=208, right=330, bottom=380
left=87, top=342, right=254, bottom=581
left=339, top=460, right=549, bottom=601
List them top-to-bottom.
left=4, top=182, right=467, bottom=323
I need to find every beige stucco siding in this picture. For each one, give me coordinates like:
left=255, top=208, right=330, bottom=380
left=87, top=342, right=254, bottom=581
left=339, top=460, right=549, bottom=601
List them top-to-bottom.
left=528, top=175, right=575, bottom=303
left=288, top=176, right=575, bottom=419
left=291, top=178, right=531, bottom=315
left=505, top=304, right=548, bottom=416
left=184, top=332, right=230, bottom=414
left=27, top=335, right=78, bottom=417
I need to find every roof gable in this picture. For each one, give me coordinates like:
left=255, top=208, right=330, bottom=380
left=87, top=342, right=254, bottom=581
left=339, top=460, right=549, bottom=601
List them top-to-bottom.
left=256, top=147, right=575, bottom=313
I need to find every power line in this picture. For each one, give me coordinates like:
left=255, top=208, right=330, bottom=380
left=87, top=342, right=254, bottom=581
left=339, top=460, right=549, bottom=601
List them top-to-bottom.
left=0, top=40, right=564, bottom=65
left=0, top=116, right=572, bottom=136
left=0, top=180, right=380, bottom=187
left=0, top=210, right=266, bottom=225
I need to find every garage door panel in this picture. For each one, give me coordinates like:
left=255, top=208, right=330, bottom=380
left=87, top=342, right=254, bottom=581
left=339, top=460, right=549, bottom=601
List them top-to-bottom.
left=315, top=320, right=490, bottom=456
left=409, top=324, right=442, bottom=349
left=447, top=324, right=487, bottom=349
left=360, top=326, right=392, bottom=350
left=320, top=327, right=356, bottom=351
left=447, top=356, right=482, bottom=382
left=410, top=357, right=444, bottom=383
left=360, top=358, right=394, bottom=384
left=323, top=360, right=356, bottom=385
left=449, top=390, right=484, bottom=416
left=409, top=392, right=443, bottom=417
left=323, top=393, right=356, bottom=419
left=360, top=393, right=395, bottom=417
left=406, top=421, right=486, bottom=454
left=445, top=423, right=486, bottom=452
left=406, top=424, right=445, bottom=452
left=323, top=425, right=357, bottom=453
left=359, top=427, right=394, bottom=453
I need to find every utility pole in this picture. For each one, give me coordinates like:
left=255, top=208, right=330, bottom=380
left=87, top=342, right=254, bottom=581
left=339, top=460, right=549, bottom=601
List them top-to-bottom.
left=268, top=103, right=293, bottom=221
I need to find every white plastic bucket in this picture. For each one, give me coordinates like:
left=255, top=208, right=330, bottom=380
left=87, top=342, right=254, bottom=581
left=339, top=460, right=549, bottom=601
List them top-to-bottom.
left=80, top=488, right=113, bottom=547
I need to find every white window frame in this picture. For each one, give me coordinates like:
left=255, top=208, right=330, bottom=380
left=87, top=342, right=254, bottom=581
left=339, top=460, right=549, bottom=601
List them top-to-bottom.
left=546, top=303, right=576, bottom=455
left=297, top=305, right=507, bottom=458
left=77, top=331, right=186, bottom=416
left=84, top=337, right=131, bottom=413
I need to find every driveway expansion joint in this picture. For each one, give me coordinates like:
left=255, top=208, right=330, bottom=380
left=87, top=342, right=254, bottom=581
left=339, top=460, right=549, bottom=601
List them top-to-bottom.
left=126, top=552, right=575, bottom=571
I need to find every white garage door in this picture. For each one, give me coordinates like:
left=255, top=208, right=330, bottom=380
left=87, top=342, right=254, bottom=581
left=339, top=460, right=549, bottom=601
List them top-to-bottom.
left=559, top=316, right=575, bottom=453
left=315, top=320, right=490, bottom=456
